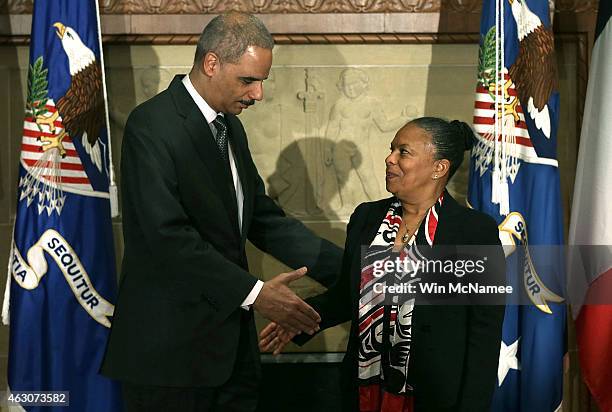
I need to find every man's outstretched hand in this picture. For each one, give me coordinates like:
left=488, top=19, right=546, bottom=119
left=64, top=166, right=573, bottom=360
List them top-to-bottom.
left=253, top=267, right=321, bottom=336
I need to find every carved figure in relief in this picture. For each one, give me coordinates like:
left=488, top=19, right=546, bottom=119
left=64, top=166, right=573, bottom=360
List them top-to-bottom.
left=139, top=67, right=171, bottom=102
left=325, top=68, right=415, bottom=210
left=268, top=69, right=329, bottom=217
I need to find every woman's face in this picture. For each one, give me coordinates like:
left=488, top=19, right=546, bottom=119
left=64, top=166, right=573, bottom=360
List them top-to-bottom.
left=385, top=124, right=438, bottom=199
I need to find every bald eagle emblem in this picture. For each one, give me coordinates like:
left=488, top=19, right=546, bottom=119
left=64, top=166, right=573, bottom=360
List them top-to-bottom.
left=471, top=0, right=559, bottom=216
left=508, top=0, right=558, bottom=139
left=19, top=22, right=107, bottom=216
left=52, top=22, right=105, bottom=170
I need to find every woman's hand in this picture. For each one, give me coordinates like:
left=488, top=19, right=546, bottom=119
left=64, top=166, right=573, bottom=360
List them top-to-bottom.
left=259, top=322, right=299, bottom=355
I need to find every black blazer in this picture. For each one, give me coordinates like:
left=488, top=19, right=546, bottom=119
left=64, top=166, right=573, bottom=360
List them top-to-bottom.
left=101, top=75, right=342, bottom=387
left=296, top=192, right=505, bottom=411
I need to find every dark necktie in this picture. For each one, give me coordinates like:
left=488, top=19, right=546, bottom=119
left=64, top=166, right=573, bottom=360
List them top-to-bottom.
left=212, top=114, right=229, bottom=163
left=212, top=114, right=239, bottom=220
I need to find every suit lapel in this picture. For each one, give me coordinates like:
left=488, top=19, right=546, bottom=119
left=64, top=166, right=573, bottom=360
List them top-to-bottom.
left=169, top=76, right=240, bottom=236
left=226, top=114, right=253, bottom=241
left=426, top=190, right=462, bottom=246
left=359, top=198, right=394, bottom=247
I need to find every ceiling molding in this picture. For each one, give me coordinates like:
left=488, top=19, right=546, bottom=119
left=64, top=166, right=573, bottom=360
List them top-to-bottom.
left=0, top=0, right=598, bottom=15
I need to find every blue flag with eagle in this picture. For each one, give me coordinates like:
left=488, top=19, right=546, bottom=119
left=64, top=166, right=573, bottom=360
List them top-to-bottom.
left=4, top=0, right=122, bottom=410
left=468, top=0, right=566, bottom=411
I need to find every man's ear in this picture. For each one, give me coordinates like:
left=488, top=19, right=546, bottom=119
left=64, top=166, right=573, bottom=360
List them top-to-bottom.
left=201, top=51, right=220, bottom=77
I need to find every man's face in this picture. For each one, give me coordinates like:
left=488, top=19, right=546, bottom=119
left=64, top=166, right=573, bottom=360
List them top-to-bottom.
left=211, top=46, right=272, bottom=114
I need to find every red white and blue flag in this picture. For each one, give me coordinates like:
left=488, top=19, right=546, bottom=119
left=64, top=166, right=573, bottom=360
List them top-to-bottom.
left=3, top=0, right=122, bottom=410
left=468, top=0, right=566, bottom=410
left=569, top=0, right=612, bottom=410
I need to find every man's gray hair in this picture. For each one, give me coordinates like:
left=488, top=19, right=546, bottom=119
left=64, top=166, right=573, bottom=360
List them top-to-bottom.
left=194, top=12, right=274, bottom=65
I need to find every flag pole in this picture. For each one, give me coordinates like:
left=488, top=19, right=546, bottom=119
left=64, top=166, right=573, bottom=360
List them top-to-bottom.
left=94, top=0, right=118, bottom=218
left=2, top=235, right=14, bottom=325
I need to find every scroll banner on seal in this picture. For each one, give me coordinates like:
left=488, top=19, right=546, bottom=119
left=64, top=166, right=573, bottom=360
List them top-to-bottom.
left=498, top=212, right=563, bottom=314
left=11, top=229, right=115, bottom=328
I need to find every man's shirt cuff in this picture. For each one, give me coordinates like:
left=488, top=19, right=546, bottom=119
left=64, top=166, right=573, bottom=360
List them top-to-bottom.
left=241, top=280, right=264, bottom=310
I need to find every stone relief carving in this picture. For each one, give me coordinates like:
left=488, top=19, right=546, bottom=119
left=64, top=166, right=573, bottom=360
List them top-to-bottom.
left=1, top=0, right=598, bottom=14
left=101, top=0, right=442, bottom=13
left=555, top=0, right=599, bottom=12
left=241, top=66, right=419, bottom=220
left=323, top=68, right=415, bottom=214
left=257, top=69, right=331, bottom=218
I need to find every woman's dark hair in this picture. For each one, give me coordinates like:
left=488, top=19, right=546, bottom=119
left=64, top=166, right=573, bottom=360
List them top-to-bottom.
left=410, top=117, right=475, bottom=179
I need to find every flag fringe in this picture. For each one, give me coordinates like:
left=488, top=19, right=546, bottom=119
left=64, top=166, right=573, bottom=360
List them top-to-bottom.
left=492, top=0, right=510, bottom=216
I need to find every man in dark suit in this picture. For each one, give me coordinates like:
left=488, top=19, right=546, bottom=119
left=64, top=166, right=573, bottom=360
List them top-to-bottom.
left=101, top=12, right=342, bottom=412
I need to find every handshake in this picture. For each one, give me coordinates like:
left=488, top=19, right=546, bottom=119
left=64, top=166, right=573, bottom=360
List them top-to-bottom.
left=253, top=266, right=318, bottom=355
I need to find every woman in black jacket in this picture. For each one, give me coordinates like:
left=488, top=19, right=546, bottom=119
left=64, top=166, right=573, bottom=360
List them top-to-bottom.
left=260, top=117, right=506, bottom=412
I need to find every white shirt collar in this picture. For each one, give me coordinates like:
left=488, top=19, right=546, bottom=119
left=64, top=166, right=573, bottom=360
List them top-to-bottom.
left=182, top=74, right=222, bottom=124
